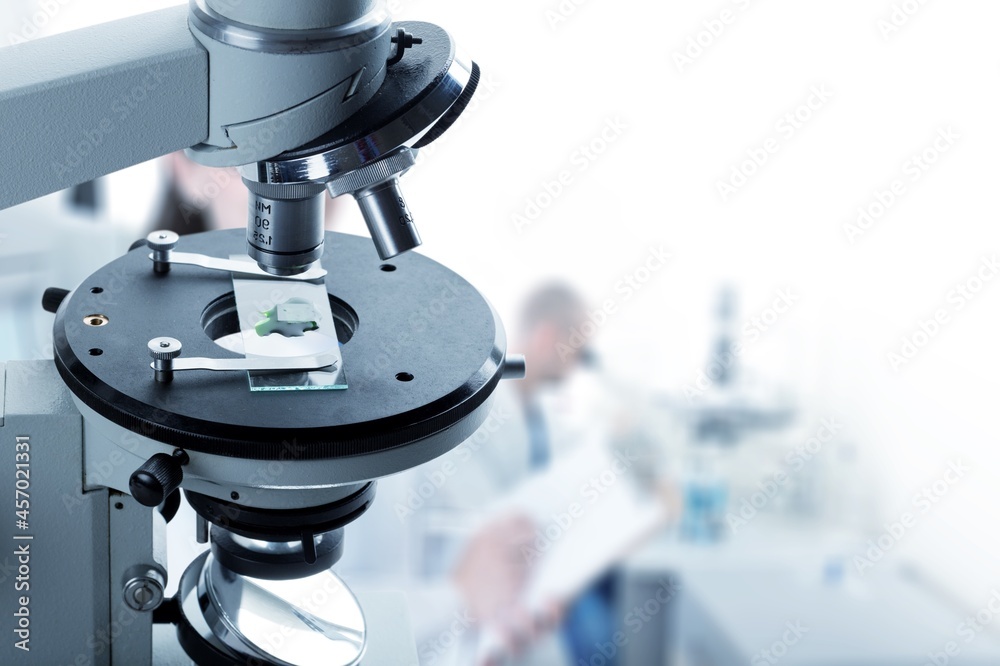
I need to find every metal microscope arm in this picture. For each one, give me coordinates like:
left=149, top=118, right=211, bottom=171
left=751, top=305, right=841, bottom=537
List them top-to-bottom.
left=0, top=1, right=393, bottom=210
left=0, top=7, right=207, bottom=208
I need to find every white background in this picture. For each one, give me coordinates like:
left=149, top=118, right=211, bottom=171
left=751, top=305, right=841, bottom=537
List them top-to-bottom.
left=4, top=0, right=1000, bottom=614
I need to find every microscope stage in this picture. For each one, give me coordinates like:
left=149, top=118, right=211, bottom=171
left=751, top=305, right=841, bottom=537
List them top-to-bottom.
left=52, top=230, right=506, bottom=468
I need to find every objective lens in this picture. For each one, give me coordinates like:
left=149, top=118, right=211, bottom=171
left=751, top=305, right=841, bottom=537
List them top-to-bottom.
left=355, top=178, right=422, bottom=260
left=245, top=181, right=327, bottom=276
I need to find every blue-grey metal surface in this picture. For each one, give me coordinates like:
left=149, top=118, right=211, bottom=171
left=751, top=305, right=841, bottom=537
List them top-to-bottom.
left=0, top=6, right=209, bottom=208
left=0, top=361, right=111, bottom=664
left=108, top=495, right=164, bottom=665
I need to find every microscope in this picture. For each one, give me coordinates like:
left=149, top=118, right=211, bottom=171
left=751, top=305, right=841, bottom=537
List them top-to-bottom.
left=0, top=2, right=522, bottom=663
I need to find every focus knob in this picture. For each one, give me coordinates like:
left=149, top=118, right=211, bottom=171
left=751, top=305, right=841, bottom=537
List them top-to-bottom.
left=42, top=287, right=70, bottom=314
left=129, top=451, right=188, bottom=508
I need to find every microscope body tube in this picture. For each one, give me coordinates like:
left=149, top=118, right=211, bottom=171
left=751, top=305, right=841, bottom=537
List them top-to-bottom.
left=204, top=0, right=380, bottom=29
left=0, top=1, right=392, bottom=209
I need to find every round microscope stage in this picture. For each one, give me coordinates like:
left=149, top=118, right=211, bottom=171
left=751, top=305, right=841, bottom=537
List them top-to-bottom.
left=52, top=230, right=506, bottom=464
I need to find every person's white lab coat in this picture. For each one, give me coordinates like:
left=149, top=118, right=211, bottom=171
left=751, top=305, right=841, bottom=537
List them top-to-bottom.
left=338, top=371, right=616, bottom=666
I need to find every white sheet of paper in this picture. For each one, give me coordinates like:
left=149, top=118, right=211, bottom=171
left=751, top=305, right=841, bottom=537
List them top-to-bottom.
left=476, top=443, right=668, bottom=661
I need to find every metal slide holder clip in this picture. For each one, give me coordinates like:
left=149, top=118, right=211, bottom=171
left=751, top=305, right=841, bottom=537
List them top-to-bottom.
left=145, top=231, right=328, bottom=281
left=148, top=337, right=340, bottom=384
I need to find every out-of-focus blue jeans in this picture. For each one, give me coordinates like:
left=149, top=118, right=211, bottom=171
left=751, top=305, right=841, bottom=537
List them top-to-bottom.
left=561, top=572, right=619, bottom=666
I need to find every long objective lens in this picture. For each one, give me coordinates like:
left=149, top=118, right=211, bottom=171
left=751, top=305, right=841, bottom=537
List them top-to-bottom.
left=355, top=178, right=422, bottom=260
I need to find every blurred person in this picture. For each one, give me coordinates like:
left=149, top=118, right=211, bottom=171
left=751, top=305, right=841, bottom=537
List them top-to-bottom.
left=154, top=152, right=242, bottom=235
left=378, top=283, right=649, bottom=666
left=465, top=285, right=621, bottom=663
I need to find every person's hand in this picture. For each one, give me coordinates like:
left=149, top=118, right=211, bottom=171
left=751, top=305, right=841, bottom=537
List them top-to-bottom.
left=657, top=478, right=684, bottom=526
left=453, top=514, right=538, bottom=654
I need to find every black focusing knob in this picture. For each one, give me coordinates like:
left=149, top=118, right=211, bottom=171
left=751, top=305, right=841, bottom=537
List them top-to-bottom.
left=42, top=287, right=70, bottom=314
left=129, top=451, right=188, bottom=508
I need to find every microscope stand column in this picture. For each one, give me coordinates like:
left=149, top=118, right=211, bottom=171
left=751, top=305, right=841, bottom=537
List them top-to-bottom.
left=0, top=361, right=163, bottom=665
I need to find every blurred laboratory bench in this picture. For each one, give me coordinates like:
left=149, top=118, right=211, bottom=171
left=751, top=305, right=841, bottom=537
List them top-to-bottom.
left=621, top=525, right=1000, bottom=665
